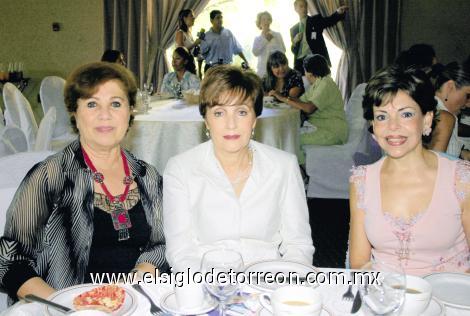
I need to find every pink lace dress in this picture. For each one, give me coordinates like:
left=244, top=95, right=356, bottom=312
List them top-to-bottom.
left=350, top=153, right=470, bottom=276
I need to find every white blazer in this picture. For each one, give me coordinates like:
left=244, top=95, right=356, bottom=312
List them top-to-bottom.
left=252, top=31, right=286, bottom=78
left=163, top=140, right=314, bottom=271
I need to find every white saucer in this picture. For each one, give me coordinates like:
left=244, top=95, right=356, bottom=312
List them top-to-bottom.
left=424, top=272, right=470, bottom=310
left=160, top=291, right=217, bottom=315
left=415, top=297, right=445, bottom=316
left=258, top=306, right=332, bottom=316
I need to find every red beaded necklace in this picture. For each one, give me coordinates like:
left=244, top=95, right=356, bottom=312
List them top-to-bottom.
left=82, top=147, right=133, bottom=241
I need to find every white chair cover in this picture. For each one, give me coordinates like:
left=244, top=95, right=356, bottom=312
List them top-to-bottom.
left=39, top=76, right=71, bottom=138
left=2, top=82, right=38, bottom=150
left=304, top=83, right=381, bottom=199
left=0, top=106, right=4, bottom=128
left=34, top=107, right=56, bottom=151
left=0, top=126, right=28, bottom=158
left=0, top=150, right=54, bottom=310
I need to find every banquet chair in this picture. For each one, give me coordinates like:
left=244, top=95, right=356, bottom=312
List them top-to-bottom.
left=39, top=76, right=73, bottom=139
left=2, top=82, right=38, bottom=150
left=303, top=83, right=381, bottom=199
left=0, top=107, right=4, bottom=128
left=34, top=107, right=56, bottom=151
left=0, top=126, right=28, bottom=158
left=0, top=150, right=54, bottom=311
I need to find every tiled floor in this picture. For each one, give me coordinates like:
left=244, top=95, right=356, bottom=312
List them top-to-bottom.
left=307, top=198, right=350, bottom=269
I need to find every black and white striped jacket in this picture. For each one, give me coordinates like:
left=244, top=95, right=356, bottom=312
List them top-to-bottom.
left=0, top=140, right=168, bottom=298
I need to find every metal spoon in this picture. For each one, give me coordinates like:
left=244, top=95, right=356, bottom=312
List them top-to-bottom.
left=24, top=294, right=73, bottom=314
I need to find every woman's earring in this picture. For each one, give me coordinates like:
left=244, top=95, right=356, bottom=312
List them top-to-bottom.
left=445, top=95, right=448, bottom=102
left=422, top=127, right=432, bottom=136
left=205, top=129, right=210, bottom=139
left=251, top=129, right=255, bottom=138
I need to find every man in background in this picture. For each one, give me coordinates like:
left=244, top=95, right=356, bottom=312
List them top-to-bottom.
left=290, top=0, right=347, bottom=74
left=200, top=10, right=249, bottom=73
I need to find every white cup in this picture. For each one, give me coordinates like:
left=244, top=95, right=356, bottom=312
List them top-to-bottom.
left=264, top=96, right=275, bottom=103
left=399, top=275, right=432, bottom=315
left=174, top=281, right=205, bottom=312
left=259, top=285, right=322, bottom=316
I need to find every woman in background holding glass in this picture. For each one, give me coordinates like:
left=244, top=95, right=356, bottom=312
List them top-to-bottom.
left=175, top=9, right=201, bottom=52
left=252, top=11, right=286, bottom=78
left=160, top=47, right=200, bottom=98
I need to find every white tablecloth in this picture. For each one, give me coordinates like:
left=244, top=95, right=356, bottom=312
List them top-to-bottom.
left=123, top=99, right=301, bottom=173
left=2, top=268, right=469, bottom=315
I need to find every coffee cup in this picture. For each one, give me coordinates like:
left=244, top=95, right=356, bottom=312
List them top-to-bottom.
left=264, top=96, right=275, bottom=104
left=399, top=275, right=432, bottom=315
left=174, top=280, right=205, bottom=312
left=259, top=285, right=322, bottom=316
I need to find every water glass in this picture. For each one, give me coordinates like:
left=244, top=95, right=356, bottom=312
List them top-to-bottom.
left=200, top=249, right=244, bottom=316
left=359, top=260, right=406, bottom=315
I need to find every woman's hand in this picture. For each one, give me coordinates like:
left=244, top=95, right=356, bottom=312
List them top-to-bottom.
left=337, top=5, right=348, bottom=14
left=263, top=31, right=274, bottom=41
left=268, top=90, right=285, bottom=102
left=17, top=277, right=56, bottom=300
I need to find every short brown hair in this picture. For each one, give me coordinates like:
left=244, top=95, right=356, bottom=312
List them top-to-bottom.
left=294, top=0, right=307, bottom=7
left=256, top=11, right=272, bottom=29
left=64, top=62, right=137, bottom=133
left=199, top=65, right=263, bottom=117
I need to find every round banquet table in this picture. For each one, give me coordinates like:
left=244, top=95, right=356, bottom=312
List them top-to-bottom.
left=123, top=98, right=301, bottom=173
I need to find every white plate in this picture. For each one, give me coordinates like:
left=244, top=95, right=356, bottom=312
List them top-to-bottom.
left=243, top=260, right=319, bottom=292
left=424, top=272, right=470, bottom=310
left=45, top=284, right=137, bottom=316
left=160, top=291, right=217, bottom=315
left=417, top=297, right=445, bottom=316
left=259, top=306, right=332, bottom=316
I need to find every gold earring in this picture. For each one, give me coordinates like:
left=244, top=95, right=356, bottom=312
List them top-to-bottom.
left=205, top=129, right=210, bottom=138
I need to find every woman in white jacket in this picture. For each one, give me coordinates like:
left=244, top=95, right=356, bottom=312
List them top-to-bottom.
left=252, top=11, right=286, bottom=78
left=163, top=66, right=314, bottom=271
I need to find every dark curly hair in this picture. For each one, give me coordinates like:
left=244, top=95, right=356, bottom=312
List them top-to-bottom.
left=64, top=62, right=137, bottom=133
left=362, top=66, right=437, bottom=142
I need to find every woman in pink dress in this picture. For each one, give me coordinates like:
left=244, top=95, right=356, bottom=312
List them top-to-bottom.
left=349, top=66, right=470, bottom=276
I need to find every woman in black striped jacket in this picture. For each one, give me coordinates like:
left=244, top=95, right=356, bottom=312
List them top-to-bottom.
left=0, top=62, right=168, bottom=302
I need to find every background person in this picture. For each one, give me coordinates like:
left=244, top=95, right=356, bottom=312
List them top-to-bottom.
left=290, top=0, right=347, bottom=74
left=175, top=9, right=201, bottom=53
left=199, top=10, right=249, bottom=73
left=252, top=11, right=286, bottom=78
left=160, top=47, right=200, bottom=98
left=101, top=49, right=126, bottom=67
left=264, top=51, right=304, bottom=100
left=270, top=54, right=347, bottom=147
left=0, top=62, right=168, bottom=301
left=427, top=62, right=470, bottom=158
left=163, top=65, right=314, bottom=271
left=349, top=66, right=470, bottom=276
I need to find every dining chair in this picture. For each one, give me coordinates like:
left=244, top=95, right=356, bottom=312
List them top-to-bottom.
left=39, top=76, right=72, bottom=139
left=2, top=82, right=38, bottom=150
left=303, top=83, right=382, bottom=199
left=0, top=106, right=4, bottom=128
left=34, top=107, right=56, bottom=151
left=0, top=126, right=28, bottom=158
left=0, top=150, right=55, bottom=312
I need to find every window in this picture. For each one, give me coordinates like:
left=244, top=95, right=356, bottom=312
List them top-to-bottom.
left=167, top=0, right=342, bottom=79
